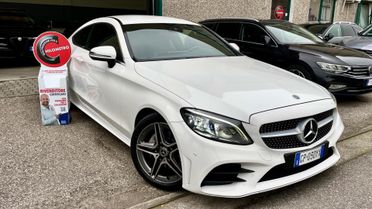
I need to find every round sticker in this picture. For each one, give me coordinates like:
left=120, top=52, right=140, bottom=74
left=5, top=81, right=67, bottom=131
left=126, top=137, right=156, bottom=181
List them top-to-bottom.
left=274, top=5, right=285, bottom=20
left=33, top=31, right=71, bottom=68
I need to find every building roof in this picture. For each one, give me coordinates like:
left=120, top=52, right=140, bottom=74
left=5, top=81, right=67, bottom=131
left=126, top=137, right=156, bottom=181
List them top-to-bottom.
left=110, top=15, right=198, bottom=26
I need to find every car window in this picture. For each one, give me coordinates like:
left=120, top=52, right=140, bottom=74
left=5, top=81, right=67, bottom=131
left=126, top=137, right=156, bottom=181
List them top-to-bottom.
left=202, top=22, right=218, bottom=31
left=88, top=23, right=123, bottom=61
left=215, top=23, right=241, bottom=40
left=242, top=23, right=270, bottom=45
left=123, top=24, right=238, bottom=62
left=305, top=24, right=329, bottom=35
left=326, top=24, right=342, bottom=37
left=72, top=25, right=93, bottom=49
left=341, top=25, right=356, bottom=36
left=352, top=25, right=362, bottom=33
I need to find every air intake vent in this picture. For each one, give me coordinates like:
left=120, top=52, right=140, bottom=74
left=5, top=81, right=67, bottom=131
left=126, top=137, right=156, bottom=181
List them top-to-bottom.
left=201, top=163, right=253, bottom=186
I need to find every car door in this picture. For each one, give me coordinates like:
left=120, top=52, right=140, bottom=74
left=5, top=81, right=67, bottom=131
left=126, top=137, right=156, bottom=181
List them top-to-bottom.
left=83, top=22, right=133, bottom=137
left=214, top=22, right=242, bottom=46
left=239, top=23, right=281, bottom=66
left=69, top=25, right=95, bottom=104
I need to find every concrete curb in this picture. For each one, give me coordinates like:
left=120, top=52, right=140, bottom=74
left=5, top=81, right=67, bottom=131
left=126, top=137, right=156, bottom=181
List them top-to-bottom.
left=128, top=192, right=187, bottom=209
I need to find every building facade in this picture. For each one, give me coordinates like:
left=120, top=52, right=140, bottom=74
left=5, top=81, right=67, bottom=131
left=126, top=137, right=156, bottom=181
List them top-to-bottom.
left=162, top=0, right=371, bottom=27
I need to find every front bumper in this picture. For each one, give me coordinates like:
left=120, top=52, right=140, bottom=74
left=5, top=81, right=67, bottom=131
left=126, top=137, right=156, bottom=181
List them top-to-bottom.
left=170, top=99, right=343, bottom=198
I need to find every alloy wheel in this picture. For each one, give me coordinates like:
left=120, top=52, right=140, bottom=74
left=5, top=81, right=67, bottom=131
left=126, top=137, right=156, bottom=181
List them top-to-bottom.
left=135, top=122, right=182, bottom=184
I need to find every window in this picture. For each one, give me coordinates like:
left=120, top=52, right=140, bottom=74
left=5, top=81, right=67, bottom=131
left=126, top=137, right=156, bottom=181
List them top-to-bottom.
left=308, top=0, right=335, bottom=22
left=88, top=23, right=122, bottom=61
left=202, top=23, right=218, bottom=31
left=215, top=23, right=241, bottom=40
left=124, top=24, right=237, bottom=62
left=242, top=24, right=269, bottom=45
left=326, top=24, right=341, bottom=37
left=341, top=25, right=356, bottom=37
left=72, top=26, right=92, bottom=48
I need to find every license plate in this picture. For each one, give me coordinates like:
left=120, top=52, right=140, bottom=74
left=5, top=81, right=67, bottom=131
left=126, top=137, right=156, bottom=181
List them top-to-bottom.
left=367, top=79, right=372, bottom=86
left=294, top=145, right=325, bottom=167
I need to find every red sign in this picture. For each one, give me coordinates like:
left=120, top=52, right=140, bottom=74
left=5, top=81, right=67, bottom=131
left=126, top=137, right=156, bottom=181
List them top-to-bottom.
left=274, top=5, right=285, bottom=20
left=33, top=31, right=71, bottom=68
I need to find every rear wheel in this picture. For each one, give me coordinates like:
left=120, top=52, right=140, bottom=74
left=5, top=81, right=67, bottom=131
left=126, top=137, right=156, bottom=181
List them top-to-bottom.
left=288, top=65, right=313, bottom=80
left=131, top=113, right=182, bottom=190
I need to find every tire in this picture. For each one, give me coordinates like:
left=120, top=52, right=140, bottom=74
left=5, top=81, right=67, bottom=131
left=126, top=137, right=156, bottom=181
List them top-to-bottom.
left=287, top=65, right=313, bottom=80
left=131, top=113, right=182, bottom=190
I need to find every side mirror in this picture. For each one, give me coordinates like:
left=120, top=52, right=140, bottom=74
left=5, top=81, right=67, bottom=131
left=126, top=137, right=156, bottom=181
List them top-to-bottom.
left=324, top=33, right=334, bottom=42
left=263, top=35, right=272, bottom=46
left=229, top=42, right=240, bottom=52
left=89, top=46, right=117, bottom=68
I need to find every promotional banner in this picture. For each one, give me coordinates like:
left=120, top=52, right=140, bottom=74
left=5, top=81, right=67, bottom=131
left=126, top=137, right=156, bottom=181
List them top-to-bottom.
left=33, top=31, right=71, bottom=125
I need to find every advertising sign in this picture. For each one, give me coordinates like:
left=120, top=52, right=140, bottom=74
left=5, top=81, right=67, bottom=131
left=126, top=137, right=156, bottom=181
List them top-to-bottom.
left=33, top=31, right=71, bottom=125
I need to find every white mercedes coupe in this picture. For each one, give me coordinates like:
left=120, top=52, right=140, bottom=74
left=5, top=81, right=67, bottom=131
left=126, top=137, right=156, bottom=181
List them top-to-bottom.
left=68, top=15, right=344, bottom=198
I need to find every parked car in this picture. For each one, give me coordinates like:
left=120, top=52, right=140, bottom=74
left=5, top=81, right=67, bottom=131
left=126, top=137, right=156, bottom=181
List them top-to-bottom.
left=0, top=11, right=46, bottom=61
left=68, top=15, right=344, bottom=198
left=200, top=19, right=372, bottom=94
left=302, top=21, right=362, bottom=44
left=338, top=24, right=372, bottom=55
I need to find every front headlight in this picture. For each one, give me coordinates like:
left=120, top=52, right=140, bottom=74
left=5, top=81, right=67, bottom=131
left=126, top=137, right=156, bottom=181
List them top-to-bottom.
left=317, top=62, right=351, bottom=74
left=180, top=108, right=253, bottom=145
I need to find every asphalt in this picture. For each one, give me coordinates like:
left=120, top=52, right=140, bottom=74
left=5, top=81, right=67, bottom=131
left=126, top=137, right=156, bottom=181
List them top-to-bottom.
left=0, top=76, right=371, bottom=209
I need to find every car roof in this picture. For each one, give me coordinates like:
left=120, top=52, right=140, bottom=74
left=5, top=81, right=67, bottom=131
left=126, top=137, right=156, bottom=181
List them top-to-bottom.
left=110, top=15, right=198, bottom=26
left=200, top=18, right=259, bottom=23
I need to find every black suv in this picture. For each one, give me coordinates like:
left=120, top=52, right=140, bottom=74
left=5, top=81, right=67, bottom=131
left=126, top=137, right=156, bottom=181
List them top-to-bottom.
left=0, top=11, right=46, bottom=61
left=200, top=19, right=372, bottom=94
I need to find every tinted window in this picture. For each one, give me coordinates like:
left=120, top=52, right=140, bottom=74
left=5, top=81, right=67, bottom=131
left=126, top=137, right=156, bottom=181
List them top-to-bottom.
left=88, top=23, right=122, bottom=61
left=203, top=23, right=218, bottom=31
left=216, top=23, right=241, bottom=40
left=124, top=24, right=237, bottom=62
left=242, top=24, right=268, bottom=44
left=305, top=24, right=329, bottom=35
left=326, top=24, right=342, bottom=37
left=341, top=25, right=356, bottom=36
left=72, top=26, right=92, bottom=48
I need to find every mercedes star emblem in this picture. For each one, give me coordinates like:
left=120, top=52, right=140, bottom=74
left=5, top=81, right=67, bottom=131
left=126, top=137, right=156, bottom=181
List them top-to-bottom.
left=298, top=118, right=318, bottom=144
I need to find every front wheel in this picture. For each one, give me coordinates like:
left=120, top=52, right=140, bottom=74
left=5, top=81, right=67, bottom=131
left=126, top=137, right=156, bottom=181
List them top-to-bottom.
left=288, top=65, right=313, bottom=80
left=131, top=114, right=182, bottom=190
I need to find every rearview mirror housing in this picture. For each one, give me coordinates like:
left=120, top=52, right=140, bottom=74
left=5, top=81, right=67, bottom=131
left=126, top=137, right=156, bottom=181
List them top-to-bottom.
left=229, top=42, right=240, bottom=52
left=89, top=46, right=117, bottom=68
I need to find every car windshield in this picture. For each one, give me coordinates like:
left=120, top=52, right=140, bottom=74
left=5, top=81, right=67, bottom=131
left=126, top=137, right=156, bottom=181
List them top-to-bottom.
left=265, top=22, right=324, bottom=44
left=123, top=24, right=238, bottom=61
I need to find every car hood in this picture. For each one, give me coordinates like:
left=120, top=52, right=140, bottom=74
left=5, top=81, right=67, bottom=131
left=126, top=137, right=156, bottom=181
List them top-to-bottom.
left=341, top=36, right=372, bottom=51
left=288, top=43, right=372, bottom=66
left=135, top=56, right=331, bottom=123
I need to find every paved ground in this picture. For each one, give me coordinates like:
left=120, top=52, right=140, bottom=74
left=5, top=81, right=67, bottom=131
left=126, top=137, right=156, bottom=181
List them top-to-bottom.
left=0, top=66, right=38, bottom=81
left=0, top=77, right=371, bottom=209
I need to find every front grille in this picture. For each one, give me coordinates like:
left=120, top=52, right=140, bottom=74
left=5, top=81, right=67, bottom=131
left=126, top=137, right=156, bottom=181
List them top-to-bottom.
left=346, top=67, right=370, bottom=76
left=259, top=109, right=334, bottom=149
left=259, top=143, right=333, bottom=182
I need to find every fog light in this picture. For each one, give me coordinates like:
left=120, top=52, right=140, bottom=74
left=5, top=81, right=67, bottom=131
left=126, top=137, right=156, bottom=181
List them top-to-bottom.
left=329, top=84, right=347, bottom=90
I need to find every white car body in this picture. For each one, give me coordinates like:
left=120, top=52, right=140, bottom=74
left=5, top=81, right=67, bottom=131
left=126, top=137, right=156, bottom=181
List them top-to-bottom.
left=68, top=15, right=344, bottom=198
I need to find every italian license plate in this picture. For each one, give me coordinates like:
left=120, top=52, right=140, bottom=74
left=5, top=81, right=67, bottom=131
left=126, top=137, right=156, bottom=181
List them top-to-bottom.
left=367, top=79, right=372, bottom=86
left=294, top=145, right=325, bottom=167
